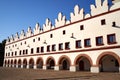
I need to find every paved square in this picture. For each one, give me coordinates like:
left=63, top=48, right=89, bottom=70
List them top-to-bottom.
left=0, top=67, right=120, bottom=80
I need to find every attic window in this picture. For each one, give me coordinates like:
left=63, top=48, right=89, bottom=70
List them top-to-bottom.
left=101, top=19, right=106, bottom=25
left=80, top=25, right=84, bottom=30
left=63, top=30, right=66, bottom=35
left=50, top=34, right=53, bottom=38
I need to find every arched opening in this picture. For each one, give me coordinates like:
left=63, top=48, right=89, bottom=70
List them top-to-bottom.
left=99, top=55, right=119, bottom=72
left=58, top=56, right=71, bottom=70
left=75, top=56, right=91, bottom=71
left=29, top=58, right=34, bottom=69
left=36, top=58, right=43, bottom=69
left=46, top=58, right=55, bottom=70
left=14, top=59, right=17, bottom=68
left=18, top=59, right=21, bottom=68
left=23, top=59, right=27, bottom=68
left=4, top=60, right=7, bottom=67
left=8, top=60, right=10, bottom=67
left=11, top=60, right=13, bottom=67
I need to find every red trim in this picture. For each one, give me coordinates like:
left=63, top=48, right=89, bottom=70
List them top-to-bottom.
left=6, top=8, right=120, bottom=46
left=5, top=45, right=120, bottom=59
left=96, top=51, right=120, bottom=66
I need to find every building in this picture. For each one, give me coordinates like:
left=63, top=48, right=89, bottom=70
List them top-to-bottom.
left=3, top=0, right=120, bottom=73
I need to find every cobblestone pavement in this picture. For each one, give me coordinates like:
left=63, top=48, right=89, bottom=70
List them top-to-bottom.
left=0, top=67, right=120, bottom=80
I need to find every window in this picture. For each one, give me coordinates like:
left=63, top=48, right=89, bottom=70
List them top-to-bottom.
left=101, top=19, right=106, bottom=25
left=80, top=25, right=84, bottom=30
left=63, top=30, right=66, bottom=35
left=50, top=34, right=53, bottom=38
left=107, top=34, right=116, bottom=44
left=96, top=36, right=104, bottom=46
left=38, top=37, right=40, bottom=41
left=84, top=38, right=91, bottom=47
left=33, top=39, right=35, bottom=42
left=76, top=40, right=81, bottom=48
left=24, top=41, right=26, bottom=44
left=21, top=42, right=22, bottom=45
left=65, top=42, right=70, bottom=50
left=59, top=43, right=63, bottom=50
left=52, top=44, right=56, bottom=51
left=47, top=45, right=50, bottom=52
left=36, top=47, right=39, bottom=53
left=41, top=47, right=44, bottom=53
left=31, top=48, right=34, bottom=54
left=26, top=49, right=28, bottom=54
left=19, top=50, right=22, bottom=55
left=23, top=50, right=25, bottom=54
left=15, top=51, right=17, bottom=56
left=12, top=52, right=14, bottom=56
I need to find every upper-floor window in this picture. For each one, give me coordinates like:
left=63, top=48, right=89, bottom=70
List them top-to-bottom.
left=101, top=19, right=106, bottom=25
left=112, top=22, right=116, bottom=27
left=80, top=25, right=84, bottom=30
left=63, top=30, right=66, bottom=35
left=50, top=34, right=53, bottom=38
left=107, top=34, right=116, bottom=44
left=96, top=36, right=104, bottom=46
left=38, top=37, right=40, bottom=41
left=84, top=38, right=91, bottom=47
left=33, top=39, right=35, bottom=42
left=76, top=40, right=81, bottom=48
left=24, top=41, right=26, bottom=44
left=65, top=42, right=70, bottom=50
left=59, top=43, right=63, bottom=50
left=52, top=44, right=56, bottom=51
left=47, top=45, right=50, bottom=52
left=36, top=47, right=39, bottom=53
left=41, top=47, right=44, bottom=53
left=31, top=48, right=34, bottom=54
left=26, top=49, right=28, bottom=54
left=19, top=50, right=22, bottom=55
left=23, top=50, right=25, bottom=54
left=15, top=51, right=17, bottom=56
left=12, top=52, right=14, bottom=56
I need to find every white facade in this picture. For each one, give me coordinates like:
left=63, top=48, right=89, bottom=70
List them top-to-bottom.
left=4, top=0, right=120, bottom=73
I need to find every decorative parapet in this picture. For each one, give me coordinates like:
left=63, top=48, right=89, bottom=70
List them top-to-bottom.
left=6, top=0, right=120, bottom=44
left=91, top=0, right=108, bottom=16
left=70, top=5, right=84, bottom=22
left=55, top=12, right=66, bottom=27
left=43, top=18, right=52, bottom=31
left=34, top=23, right=40, bottom=35
left=26, top=26, right=33, bottom=37
left=20, top=30, right=26, bottom=39
left=14, top=32, right=19, bottom=41
left=10, top=35, right=14, bottom=42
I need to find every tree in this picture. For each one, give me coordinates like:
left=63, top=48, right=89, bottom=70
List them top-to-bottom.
left=0, top=39, right=6, bottom=66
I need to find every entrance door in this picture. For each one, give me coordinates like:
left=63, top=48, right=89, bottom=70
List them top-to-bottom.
left=63, top=60, right=67, bottom=70
left=79, top=60, right=84, bottom=71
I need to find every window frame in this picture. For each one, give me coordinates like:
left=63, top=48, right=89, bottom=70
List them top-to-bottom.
left=107, top=34, right=116, bottom=44
left=96, top=36, right=104, bottom=46
left=84, top=38, right=91, bottom=47
left=76, top=40, right=81, bottom=48
left=65, top=42, right=70, bottom=50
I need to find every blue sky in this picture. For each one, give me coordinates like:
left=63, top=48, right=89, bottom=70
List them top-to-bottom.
left=0, top=0, right=112, bottom=43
